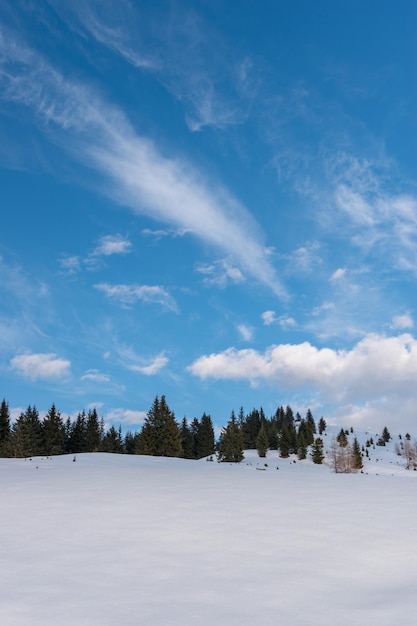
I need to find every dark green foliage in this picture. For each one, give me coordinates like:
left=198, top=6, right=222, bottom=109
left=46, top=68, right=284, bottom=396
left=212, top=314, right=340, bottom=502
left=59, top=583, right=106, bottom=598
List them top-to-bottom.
left=136, top=395, right=182, bottom=457
left=0, top=399, right=11, bottom=456
left=43, top=404, right=65, bottom=455
left=11, top=406, right=43, bottom=457
left=86, top=408, right=103, bottom=452
left=241, top=408, right=261, bottom=449
left=306, top=409, right=316, bottom=435
left=217, top=410, right=244, bottom=463
left=68, top=411, right=88, bottom=453
left=196, top=413, right=215, bottom=459
left=318, top=417, right=327, bottom=435
left=180, top=418, right=195, bottom=459
left=256, top=422, right=269, bottom=458
left=99, top=425, right=124, bottom=453
left=279, top=425, right=291, bottom=458
left=382, top=426, right=391, bottom=443
left=337, top=428, right=348, bottom=448
left=124, top=431, right=140, bottom=454
left=297, top=432, right=308, bottom=460
left=351, top=437, right=363, bottom=470
left=311, top=438, right=325, bottom=464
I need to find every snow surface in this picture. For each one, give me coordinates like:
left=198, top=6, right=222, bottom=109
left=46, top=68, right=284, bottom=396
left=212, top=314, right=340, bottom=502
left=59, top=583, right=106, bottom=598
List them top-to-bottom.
left=1, top=432, right=416, bottom=626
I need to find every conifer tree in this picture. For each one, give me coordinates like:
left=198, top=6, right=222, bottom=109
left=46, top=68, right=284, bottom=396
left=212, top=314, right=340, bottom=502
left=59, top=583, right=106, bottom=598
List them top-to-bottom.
left=136, top=395, right=182, bottom=457
left=0, top=399, right=11, bottom=457
left=43, top=403, right=65, bottom=455
left=11, top=406, right=43, bottom=457
left=86, top=408, right=103, bottom=452
left=217, top=410, right=244, bottom=463
left=196, top=413, right=215, bottom=459
left=318, top=417, right=327, bottom=435
left=180, top=418, right=195, bottom=459
left=256, top=422, right=269, bottom=458
left=100, top=425, right=124, bottom=453
left=279, top=425, right=291, bottom=458
left=351, top=437, right=363, bottom=470
left=311, top=438, right=325, bottom=464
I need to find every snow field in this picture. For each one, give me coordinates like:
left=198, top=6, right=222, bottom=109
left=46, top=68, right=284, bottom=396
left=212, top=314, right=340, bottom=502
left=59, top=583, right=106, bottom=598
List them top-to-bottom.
left=0, top=452, right=416, bottom=625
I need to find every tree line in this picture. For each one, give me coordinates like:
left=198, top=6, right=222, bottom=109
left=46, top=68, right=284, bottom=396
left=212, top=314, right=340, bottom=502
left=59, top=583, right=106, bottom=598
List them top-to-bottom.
left=0, top=396, right=324, bottom=463
left=2, top=396, right=412, bottom=472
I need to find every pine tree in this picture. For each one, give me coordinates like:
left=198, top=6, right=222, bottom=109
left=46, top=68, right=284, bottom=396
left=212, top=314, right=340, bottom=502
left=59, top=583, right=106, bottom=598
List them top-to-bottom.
left=136, top=395, right=182, bottom=457
left=0, top=399, right=11, bottom=457
left=42, top=403, right=65, bottom=455
left=11, top=406, right=43, bottom=457
left=86, top=408, right=103, bottom=452
left=306, top=409, right=316, bottom=435
left=217, top=410, right=244, bottom=463
left=196, top=413, right=215, bottom=459
left=318, top=417, right=327, bottom=435
left=180, top=418, right=195, bottom=459
left=256, top=422, right=269, bottom=458
left=99, top=425, right=125, bottom=453
left=279, top=425, right=291, bottom=458
left=382, top=426, right=391, bottom=443
left=337, top=428, right=348, bottom=448
left=351, top=437, right=363, bottom=470
left=311, top=438, right=325, bottom=464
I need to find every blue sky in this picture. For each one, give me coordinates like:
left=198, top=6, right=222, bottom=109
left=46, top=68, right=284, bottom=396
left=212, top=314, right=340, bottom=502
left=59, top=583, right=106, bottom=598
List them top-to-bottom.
left=1, top=0, right=416, bottom=434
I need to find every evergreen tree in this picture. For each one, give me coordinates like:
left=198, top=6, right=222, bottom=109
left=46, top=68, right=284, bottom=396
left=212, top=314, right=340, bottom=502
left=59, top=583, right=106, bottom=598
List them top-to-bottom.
left=136, top=395, right=182, bottom=457
left=0, top=399, right=11, bottom=457
left=42, top=403, right=65, bottom=455
left=11, top=406, right=43, bottom=457
left=86, top=408, right=103, bottom=452
left=242, top=408, right=261, bottom=449
left=306, top=409, right=316, bottom=436
left=217, top=410, right=244, bottom=463
left=68, top=411, right=88, bottom=453
left=196, top=413, right=215, bottom=459
left=318, top=417, right=327, bottom=435
left=180, top=418, right=195, bottom=459
left=256, top=422, right=269, bottom=458
left=279, top=425, right=291, bottom=458
left=99, top=426, right=124, bottom=453
left=382, top=426, right=391, bottom=443
left=337, top=428, right=348, bottom=448
left=124, top=431, right=139, bottom=455
left=297, top=431, right=308, bottom=460
left=351, top=437, right=363, bottom=470
left=311, top=438, right=325, bottom=464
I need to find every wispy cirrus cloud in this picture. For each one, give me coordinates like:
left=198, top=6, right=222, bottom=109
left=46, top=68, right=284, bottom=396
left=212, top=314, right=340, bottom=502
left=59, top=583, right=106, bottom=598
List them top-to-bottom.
left=0, top=27, right=285, bottom=297
left=196, top=259, right=245, bottom=289
left=94, top=283, right=178, bottom=312
left=10, top=352, right=71, bottom=381
left=80, top=369, right=111, bottom=383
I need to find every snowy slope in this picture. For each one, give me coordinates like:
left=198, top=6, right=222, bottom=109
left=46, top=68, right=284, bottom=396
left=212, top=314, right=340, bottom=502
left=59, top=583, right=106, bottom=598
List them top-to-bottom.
left=0, top=435, right=416, bottom=626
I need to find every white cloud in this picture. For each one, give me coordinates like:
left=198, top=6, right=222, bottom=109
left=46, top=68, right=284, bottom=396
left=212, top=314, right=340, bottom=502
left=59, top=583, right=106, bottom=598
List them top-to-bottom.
left=0, top=30, right=285, bottom=297
left=142, top=227, right=190, bottom=240
left=92, top=234, right=132, bottom=256
left=286, top=241, right=321, bottom=274
left=58, top=255, right=81, bottom=275
left=196, top=260, right=245, bottom=288
left=330, top=268, right=347, bottom=282
left=94, top=283, right=178, bottom=312
left=261, top=310, right=277, bottom=326
left=391, top=314, right=414, bottom=331
left=278, top=315, right=297, bottom=330
left=237, top=324, right=253, bottom=342
left=188, top=333, right=417, bottom=428
left=10, top=353, right=71, bottom=381
left=129, top=353, right=169, bottom=376
left=81, top=369, right=111, bottom=383
left=104, top=408, right=147, bottom=426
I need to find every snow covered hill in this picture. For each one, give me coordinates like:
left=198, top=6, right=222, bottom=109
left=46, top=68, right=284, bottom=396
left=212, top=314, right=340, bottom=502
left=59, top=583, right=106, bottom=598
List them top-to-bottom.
left=1, top=428, right=416, bottom=626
